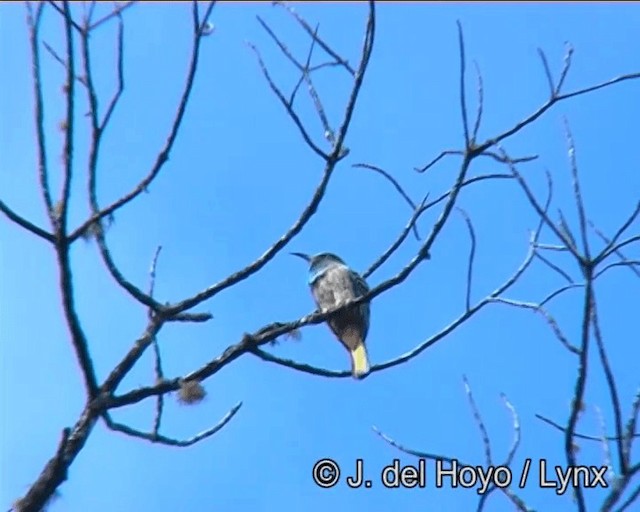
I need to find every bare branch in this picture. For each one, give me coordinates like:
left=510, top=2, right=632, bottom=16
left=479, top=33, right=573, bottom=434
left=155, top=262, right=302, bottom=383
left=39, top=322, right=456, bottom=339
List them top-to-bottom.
left=45, top=0, right=83, bottom=33
left=85, top=0, right=97, bottom=27
left=88, top=0, right=136, bottom=31
left=26, top=1, right=55, bottom=224
left=47, top=1, right=101, bottom=401
left=273, top=1, right=355, bottom=76
left=99, top=12, right=125, bottom=131
left=256, top=15, right=330, bottom=132
left=258, top=16, right=335, bottom=143
left=456, top=21, right=470, bottom=147
left=303, top=26, right=334, bottom=142
left=42, top=40, right=86, bottom=86
left=247, top=42, right=330, bottom=160
left=555, top=43, right=574, bottom=95
left=537, top=48, right=555, bottom=96
left=471, top=61, right=484, bottom=142
left=479, top=70, right=640, bottom=152
left=564, top=119, right=591, bottom=260
left=415, top=148, right=537, bottom=173
left=415, top=149, right=460, bottom=173
left=502, top=151, right=583, bottom=261
left=353, top=163, right=421, bottom=239
left=362, top=172, right=512, bottom=280
left=363, top=195, right=429, bottom=280
left=0, top=200, right=54, bottom=242
left=593, top=202, right=640, bottom=267
left=457, top=207, right=476, bottom=311
left=557, top=207, right=579, bottom=254
left=590, top=221, right=640, bottom=278
left=601, top=235, right=640, bottom=262
left=535, top=243, right=570, bottom=252
left=147, top=246, right=162, bottom=309
left=146, top=247, right=164, bottom=435
left=534, top=250, right=574, bottom=284
left=595, top=260, right=640, bottom=280
left=566, top=279, right=594, bottom=512
left=539, top=283, right=583, bottom=308
left=591, top=291, right=626, bottom=474
left=492, top=297, right=580, bottom=355
left=168, top=312, right=214, bottom=323
left=100, top=319, right=163, bottom=395
left=250, top=347, right=346, bottom=377
left=464, top=375, right=492, bottom=464
left=624, top=389, right=640, bottom=469
left=501, top=393, right=521, bottom=467
left=103, top=401, right=242, bottom=447
left=373, top=401, right=530, bottom=512
left=596, top=405, right=615, bottom=480
left=16, top=408, right=97, bottom=512
left=535, top=414, right=640, bottom=442
left=372, top=426, right=467, bottom=465
left=617, top=484, right=640, bottom=512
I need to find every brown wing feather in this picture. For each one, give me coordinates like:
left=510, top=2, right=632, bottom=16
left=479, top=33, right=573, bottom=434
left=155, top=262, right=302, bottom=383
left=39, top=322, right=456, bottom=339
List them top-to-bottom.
left=311, top=266, right=365, bottom=352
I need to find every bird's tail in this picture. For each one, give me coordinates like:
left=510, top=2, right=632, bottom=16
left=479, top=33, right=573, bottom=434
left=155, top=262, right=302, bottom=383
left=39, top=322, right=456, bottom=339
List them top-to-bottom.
left=350, top=343, right=371, bottom=380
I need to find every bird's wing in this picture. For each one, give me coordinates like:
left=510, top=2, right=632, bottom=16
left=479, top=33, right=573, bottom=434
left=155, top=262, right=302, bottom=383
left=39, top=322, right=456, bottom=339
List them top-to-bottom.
left=349, top=270, right=371, bottom=341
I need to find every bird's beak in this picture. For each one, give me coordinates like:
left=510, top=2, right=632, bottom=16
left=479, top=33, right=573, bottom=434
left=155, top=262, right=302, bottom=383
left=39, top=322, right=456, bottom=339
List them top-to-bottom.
left=290, top=252, right=311, bottom=262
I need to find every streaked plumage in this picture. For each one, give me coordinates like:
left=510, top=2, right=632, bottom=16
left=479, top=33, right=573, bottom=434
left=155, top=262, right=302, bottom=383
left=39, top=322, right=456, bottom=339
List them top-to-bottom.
left=291, top=252, right=371, bottom=380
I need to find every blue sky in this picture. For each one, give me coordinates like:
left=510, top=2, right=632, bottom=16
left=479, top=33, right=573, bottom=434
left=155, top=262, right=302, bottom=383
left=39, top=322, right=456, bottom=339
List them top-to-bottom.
left=1, top=2, right=639, bottom=511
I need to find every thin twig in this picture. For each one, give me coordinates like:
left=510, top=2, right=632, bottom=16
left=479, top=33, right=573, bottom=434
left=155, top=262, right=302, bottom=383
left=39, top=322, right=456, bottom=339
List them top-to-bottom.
left=88, top=0, right=136, bottom=31
left=273, top=1, right=355, bottom=76
left=27, top=2, right=55, bottom=223
left=456, top=21, right=470, bottom=147
left=247, top=42, right=329, bottom=160
left=555, top=43, right=574, bottom=95
left=537, top=48, right=555, bottom=96
left=471, top=60, right=484, bottom=142
left=564, top=119, right=591, bottom=260
left=416, top=148, right=537, bottom=173
left=353, top=163, right=420, bottom=240
left=364, top=195, right=429, bottom=279
left=0, top=200, right=54, bottom=242
left=593, top=202, right=640, bottom=267
left=456, top=207, right=476, bottom=311
left=147, top=246, right=164, bottom=436
left=534, top=250, right=574, bottom=284
left=566, top=277, right=593, bottom=512
left=591, top=290, right=626, bottom=474
left=490, top=297, right=580, bottom=355
left=464, top=375, right=493, bottom=465
left=623, top=389, right=640, bottom=469
left=501, top=393, right=521, bottom=467
left=104, top=401, right=242, bottom=447
left=596, top=405, right=615, bottom=480
left=535, top=414, right=640, bottom=442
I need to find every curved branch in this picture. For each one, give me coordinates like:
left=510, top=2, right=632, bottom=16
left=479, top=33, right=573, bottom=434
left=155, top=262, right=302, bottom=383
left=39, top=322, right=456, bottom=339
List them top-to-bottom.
left=26, top=2, right=54, bottom=223
left=0, top=200, right=54, bottom=242
left=103, top=401, right=242, bottom=447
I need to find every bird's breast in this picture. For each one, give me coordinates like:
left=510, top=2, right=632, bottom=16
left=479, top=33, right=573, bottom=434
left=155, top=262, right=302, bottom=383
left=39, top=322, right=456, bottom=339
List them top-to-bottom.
left=311, top=266, right=355, bottom=308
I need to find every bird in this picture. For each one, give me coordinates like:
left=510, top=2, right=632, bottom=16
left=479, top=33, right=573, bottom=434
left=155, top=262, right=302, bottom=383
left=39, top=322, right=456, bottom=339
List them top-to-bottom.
left=291, top=251, right=371, bottom=380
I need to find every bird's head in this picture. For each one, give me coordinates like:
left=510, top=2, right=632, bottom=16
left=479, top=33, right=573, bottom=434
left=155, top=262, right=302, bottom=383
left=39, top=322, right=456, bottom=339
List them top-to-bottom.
left=290, top=252, right=346, bottom=274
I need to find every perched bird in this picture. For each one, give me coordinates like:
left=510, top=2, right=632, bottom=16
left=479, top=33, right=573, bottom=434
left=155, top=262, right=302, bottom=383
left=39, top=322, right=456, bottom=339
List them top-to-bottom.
left=291, top=252, right=371, bottom=380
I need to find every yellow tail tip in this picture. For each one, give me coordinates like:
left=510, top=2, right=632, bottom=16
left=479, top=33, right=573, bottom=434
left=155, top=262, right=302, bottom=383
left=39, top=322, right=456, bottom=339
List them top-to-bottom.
left=351, top=344, right=370, bottom=380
